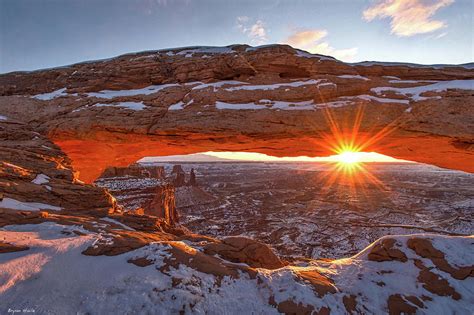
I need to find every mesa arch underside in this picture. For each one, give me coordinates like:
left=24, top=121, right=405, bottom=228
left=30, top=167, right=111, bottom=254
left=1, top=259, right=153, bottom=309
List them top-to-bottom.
left=0, top=44, right=472, bottom=182
left=52, top=120, right=474, bottom=184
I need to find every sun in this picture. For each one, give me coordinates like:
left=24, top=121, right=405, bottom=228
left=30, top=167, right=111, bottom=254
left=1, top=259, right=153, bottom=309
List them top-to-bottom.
left=337, top=151, right=361, bottom=164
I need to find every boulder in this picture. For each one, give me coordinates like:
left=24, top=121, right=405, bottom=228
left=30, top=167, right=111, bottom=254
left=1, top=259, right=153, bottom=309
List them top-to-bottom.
left=204, top=236, right=285, bottom=269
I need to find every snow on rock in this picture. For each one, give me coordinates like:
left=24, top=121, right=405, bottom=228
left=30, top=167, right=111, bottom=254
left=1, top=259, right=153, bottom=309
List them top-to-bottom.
left=245, top=44, right=282, bottom=52
left=165, top=46, right=236, bottom=57
left=294, top=50, right=335, bottom=61
left=352, top=61, right=474, bottom=70
left=337, top=75, right=370, bottom=81
left=383, top=76, right=401, bottom=80
left=389, top=79, right=438, bottom=84
left=192, top=80, right=248, bottom=91
left=224, top=80, right=322, bottom=91
left=371, top=80, right=474, bottom=101
left=87, top=84, right=180, bottom=99
left=31, top=88, right=69, bottom=100
left=348, top=94, right=410, bottom=104
left=215, top=95, right=408, bottom=111
left=168, top=99, right=194, bottom=111
left=216, top=100, right=321, bottom=111
left=269, top=100, right=316, bottom=110
left=168, top=101, right=185, bottom=111
left=215, top=101, right=267, bottom=110
left=91, top=102, right=147, bottom=111
left=0, top=115, right=7, bottom=121
left=31, top=174, right=50, bottom=185
left=0, top=197, right=62, bottom=211
left=100, top=217, right=135, bottom=231
left=0, top=222, right=471, bottom=314
left=0, top=222, right=275, bottom=314
left=337, top=234, right=474, bottom=314
left=430, top=237, right=474, bottom=268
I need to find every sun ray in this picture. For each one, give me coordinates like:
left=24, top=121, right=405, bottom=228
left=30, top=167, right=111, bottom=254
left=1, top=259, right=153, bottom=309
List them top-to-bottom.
left=314, top=100, right=395, bottom=202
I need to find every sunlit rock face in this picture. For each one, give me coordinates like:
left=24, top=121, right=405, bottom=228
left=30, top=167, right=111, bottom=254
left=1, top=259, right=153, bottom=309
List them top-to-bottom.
left=0, top=44, right=473, bottom=182
left=0, top=119, right=117, bottom=216
left=144, top=184, right=178, bottom=225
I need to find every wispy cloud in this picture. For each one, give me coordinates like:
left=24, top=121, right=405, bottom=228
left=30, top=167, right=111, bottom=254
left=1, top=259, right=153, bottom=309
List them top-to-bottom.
left=363, top=0, right=454, bottom=37
left=237, top=16, right=268, bottom=45
left=283, top=29, right=358, bottom=61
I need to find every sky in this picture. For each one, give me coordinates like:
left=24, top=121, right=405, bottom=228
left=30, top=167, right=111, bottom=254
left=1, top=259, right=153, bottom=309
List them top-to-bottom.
left=0, top=0, right=472, bottom=73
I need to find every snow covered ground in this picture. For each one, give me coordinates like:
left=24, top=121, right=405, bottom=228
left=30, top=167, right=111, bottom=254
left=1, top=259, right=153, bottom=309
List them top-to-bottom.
left=0, top=221, right=472, bottom=314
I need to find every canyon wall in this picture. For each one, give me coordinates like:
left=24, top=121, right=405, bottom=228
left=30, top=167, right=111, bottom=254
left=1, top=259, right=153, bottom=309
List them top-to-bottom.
left=101, top=164, right=166, bottom=179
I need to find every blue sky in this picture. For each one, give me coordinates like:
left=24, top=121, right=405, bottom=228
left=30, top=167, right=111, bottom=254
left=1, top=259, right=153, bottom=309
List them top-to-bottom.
left=1, top=0, right=472, bottom=73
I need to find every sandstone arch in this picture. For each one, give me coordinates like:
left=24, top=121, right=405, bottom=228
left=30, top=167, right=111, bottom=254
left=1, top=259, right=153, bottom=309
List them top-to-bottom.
left=0, top=44, right=472, bottom=183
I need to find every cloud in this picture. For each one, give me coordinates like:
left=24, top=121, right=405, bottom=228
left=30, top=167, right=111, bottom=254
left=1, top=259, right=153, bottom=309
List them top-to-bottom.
left=362, top=0, right=454, bottom=37
left=237, top=16, right=268, bottom=45
left=283, top=29, right=358, bottom=61
left=285, top=30, right=328, bottom=47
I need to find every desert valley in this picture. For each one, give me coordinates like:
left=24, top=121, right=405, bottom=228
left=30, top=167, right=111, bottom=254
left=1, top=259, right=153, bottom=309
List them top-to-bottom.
left=0, top=1, right=473, bottom=313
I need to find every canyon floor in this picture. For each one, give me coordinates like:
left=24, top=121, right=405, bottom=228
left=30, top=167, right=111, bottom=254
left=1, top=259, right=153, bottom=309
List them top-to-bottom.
left=99, top=161, right=474, bottom=260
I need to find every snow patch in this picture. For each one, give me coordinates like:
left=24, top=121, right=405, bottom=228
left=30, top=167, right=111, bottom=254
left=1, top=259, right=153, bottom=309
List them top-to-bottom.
left=245, top=44, right=281, bottom=52
left=165, top=46, right=236, bottom=57
left=294, top=50, right=335, bottom=61
left=337, top=75, right=370, bottom=81
left=224, top=80, right=322, bottom=91
left=372, top=80, right=474, bottom=101
left=389, top=80, right=438, bottom=84
left=192, top=81, right=248, bottom=91
left=87, top=84, right=180, bottom=99
left=32, top=88, right=69, bottom=100
left=349, top=94, right=410, bottom=104
left=168, top=101, right=185, bottom=111
left=215, top=101, right=266, bottom=110
left=93, top=102, right=146, bottom=111
left=31, top=174, right=50, bottom=185
left=0, top=197, right=62, bottom=211
left=100, top=217, right=136, bottom=231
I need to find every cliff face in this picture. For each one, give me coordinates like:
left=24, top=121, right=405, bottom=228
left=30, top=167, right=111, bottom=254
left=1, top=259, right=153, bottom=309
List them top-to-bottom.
left=0, top=45, right=472, bottom=182
left=0, top=119, right=116, bottom=216
left=101, top=164, right=165, bottom=179
left=144, top=183, right=178, bottom=225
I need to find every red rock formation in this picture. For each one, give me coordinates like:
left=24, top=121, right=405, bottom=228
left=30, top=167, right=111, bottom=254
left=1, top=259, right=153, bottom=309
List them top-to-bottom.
left=0, top=45, right=472, bottom=182
left=0, top=119, right=116, bottom=214
left=100, top=164, right=165, bottom=179
left=171, top=165, right=186, bottom=187
left=187, top=168, right=197, bottom=186
left=144, top=183, right=178, bottom=225
left=204, top=236, right=285, bottom=269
